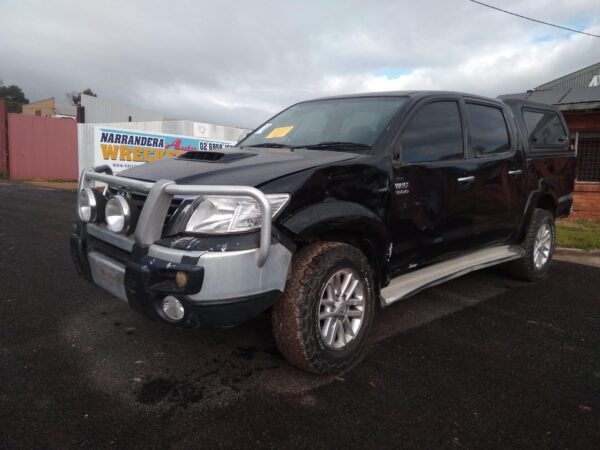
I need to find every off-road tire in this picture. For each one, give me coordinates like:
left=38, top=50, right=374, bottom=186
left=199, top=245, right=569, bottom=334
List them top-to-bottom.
left=505, top=208, right=555, bottom=282
left=272, top=242, right=375, bottom=374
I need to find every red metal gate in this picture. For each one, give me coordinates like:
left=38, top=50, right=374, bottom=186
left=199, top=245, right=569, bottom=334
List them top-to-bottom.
left=0, top=101, right=7, bottom=174
left=7, top=114, right=78, bottom=180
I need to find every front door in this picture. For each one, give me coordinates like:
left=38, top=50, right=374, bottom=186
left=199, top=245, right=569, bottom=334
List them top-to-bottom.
left=388, top=99, right=479, bottom=276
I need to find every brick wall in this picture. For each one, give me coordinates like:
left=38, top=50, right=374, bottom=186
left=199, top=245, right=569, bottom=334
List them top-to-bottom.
left=562, top=111, right=600, bottom=221
left=571, top=182, right=600, bottom=220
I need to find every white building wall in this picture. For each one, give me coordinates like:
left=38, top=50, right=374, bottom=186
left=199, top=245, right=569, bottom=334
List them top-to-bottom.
left=81, top=94, right=165, bottom=123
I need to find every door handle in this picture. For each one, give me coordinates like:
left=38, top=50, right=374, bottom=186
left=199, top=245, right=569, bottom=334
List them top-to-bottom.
left=508, top=169, right=523, bottom=177
left=457, top=176, right=475, bottom=186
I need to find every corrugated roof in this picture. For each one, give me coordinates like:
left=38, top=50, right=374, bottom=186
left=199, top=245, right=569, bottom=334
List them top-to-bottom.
left=537, top=61, right=600, bottom=90
left=500, top=62, right=600, bottom=110
left=500, top=85, right=600, bottom=111
left=560, top=86, right=600, bottom=104
left=499, top=88, right=600, bottom=110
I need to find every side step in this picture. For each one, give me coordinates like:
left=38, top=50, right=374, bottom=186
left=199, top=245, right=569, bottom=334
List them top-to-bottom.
left=380, top=245, right=524, bottom=306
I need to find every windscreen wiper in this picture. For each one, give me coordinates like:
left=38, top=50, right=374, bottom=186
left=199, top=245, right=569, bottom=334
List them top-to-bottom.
left=245, top=141, right=372, bottom=150
left=299, top=141, right=371, bottom=150
left=244, top=142, right=291, bottom=148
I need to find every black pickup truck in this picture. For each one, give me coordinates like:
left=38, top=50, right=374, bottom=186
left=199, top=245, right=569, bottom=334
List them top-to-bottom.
left=71, top=91, right=576, bottom=373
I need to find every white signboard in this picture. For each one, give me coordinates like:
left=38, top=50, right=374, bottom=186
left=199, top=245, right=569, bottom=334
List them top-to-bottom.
left=94, top=127, right=236, bottom=173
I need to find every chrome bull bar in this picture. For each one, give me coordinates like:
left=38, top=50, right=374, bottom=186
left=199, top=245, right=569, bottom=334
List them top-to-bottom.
left=79, top=168, right=272, bottom=267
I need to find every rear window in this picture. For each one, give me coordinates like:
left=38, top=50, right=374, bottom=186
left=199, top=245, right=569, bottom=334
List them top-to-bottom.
left=465, top=103, right=511, bottom=157
left=522, top=109, right=568, bottom=148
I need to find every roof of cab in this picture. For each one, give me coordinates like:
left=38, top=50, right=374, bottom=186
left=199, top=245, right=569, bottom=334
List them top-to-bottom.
left=305, top=90, right=505, bottom=104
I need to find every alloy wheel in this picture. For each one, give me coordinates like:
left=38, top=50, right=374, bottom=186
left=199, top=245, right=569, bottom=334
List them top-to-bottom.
left=533, top=222, right=552, bottom=270
left=318, top=268, right=365, bottom=350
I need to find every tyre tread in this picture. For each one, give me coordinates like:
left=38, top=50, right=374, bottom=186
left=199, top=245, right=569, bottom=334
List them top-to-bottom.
left=505, top=208, right=554, bottom=282
left=272, top=242, right=374, bottom=374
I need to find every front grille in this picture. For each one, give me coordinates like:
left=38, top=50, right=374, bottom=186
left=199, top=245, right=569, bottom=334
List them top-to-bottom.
left=107, top=186, right=185, bottom=232
left=128, top=191, right=184, bottom=224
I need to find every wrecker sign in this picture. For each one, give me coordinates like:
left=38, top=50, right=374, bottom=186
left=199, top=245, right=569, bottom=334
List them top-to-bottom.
left=93, top=127, right=235, bottom=173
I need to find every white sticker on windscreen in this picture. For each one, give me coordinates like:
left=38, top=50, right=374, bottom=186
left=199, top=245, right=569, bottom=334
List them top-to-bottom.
left=255, top=123, right=272, bottom=135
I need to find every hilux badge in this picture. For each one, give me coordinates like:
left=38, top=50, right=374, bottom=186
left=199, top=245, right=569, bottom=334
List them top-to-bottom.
left=394, top=181, right=410, bottom=195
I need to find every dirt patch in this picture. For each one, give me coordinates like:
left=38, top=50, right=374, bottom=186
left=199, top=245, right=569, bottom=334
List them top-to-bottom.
left=24, top=180, right=78, bottom=190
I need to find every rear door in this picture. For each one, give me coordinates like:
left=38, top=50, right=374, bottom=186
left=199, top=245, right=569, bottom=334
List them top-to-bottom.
left=388, top=99, right=479, bottom=275
left=463, top=100, right=527, bottom=245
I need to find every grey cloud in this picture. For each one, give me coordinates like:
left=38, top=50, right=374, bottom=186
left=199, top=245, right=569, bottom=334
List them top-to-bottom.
left=1, top=0, right=599, bottom=128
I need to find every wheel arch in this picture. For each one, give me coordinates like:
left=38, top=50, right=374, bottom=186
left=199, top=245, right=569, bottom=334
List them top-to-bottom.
left=517, top=185, right=558, bottom=242
left=535, top=193, right=557, bottom=216
left=281, top=201, right=388, bottom=293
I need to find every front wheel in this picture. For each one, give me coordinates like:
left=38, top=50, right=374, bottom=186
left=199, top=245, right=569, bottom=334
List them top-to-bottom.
left=506, top=208, right=555, bottom=281
left=272, top=242, right=375, bottom=374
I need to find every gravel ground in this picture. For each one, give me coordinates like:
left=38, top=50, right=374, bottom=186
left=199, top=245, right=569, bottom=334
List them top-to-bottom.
left=0, top=181, right=598, bottom=449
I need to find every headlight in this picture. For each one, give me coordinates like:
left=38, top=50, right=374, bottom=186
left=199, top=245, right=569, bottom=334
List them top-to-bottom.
left=78, top=188, right=105, bottom=223
left=182, top=193, right=289, bottom=234
left=105, top=195, right=137, bottom=234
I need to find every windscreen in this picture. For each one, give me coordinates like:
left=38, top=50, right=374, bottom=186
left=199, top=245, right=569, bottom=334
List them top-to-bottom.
left=241, top=97, right=407, bottom=151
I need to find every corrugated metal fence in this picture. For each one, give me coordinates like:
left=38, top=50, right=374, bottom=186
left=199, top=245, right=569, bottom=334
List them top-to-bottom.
left=0, top=101, right=7, bottom=174
left=8, top=114, right=78, bottom=180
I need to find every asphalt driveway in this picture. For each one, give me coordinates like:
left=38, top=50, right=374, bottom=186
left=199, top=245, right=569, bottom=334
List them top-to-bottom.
left=0, top=182, right=598, bottom=449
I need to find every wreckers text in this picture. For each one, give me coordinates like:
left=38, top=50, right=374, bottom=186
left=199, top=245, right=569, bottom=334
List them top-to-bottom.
left=101, top=144, right=185, bottom=162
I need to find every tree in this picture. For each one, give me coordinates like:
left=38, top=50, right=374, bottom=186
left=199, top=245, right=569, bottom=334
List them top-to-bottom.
left=0, top=81, right=29, bottom=113
left=66, top=88, right=97, bottom=106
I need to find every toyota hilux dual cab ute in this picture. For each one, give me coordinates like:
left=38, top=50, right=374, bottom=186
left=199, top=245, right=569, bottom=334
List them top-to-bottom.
left=71, top=91, right=576, bottom=374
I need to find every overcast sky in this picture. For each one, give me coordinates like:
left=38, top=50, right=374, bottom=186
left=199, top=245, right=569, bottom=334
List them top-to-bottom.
left=1, top=0, right=599, bottom=128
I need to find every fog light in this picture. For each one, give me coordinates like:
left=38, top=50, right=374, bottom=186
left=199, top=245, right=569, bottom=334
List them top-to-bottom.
left=78, top=188, right=105, bottom=222
left=105, top=195, right=134, bottom=234
left=175, top=271, right=188, bottom=289
left=162, top=296, right=185, bottom=321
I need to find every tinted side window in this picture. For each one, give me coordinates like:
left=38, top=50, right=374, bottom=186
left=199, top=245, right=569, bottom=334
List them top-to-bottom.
left=401, top=101, right=463, bottom=163
left=465, top=103, right=510, bottom=156
left=523, top=110, right=567, bottom=147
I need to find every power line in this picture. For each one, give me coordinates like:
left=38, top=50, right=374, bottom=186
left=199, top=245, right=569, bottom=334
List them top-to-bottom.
left=469, top=0, right=600, bottom=38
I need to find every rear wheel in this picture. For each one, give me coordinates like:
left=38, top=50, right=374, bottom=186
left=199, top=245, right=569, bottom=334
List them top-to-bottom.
left=506, top=208, right=555, bottom=281
left=272, top=242, right=375, bottom=374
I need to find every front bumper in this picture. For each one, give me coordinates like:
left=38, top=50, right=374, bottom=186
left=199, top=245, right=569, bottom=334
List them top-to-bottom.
left=72, top=168, right=293, bottom=328
left=71, top=223, right=292, bottom=328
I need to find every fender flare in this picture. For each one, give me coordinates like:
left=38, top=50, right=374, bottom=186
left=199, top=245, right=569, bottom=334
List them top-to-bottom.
left=517, top=178, right=557, bottom=240
left=281, top=201, right=389, bottom=285
left=282, top=201, right=386, bottom=238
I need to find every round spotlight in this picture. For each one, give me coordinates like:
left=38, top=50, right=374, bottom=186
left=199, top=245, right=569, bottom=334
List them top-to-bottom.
left=78, top=188, right=99, bottom=222
left=105, top=195, right=133, bottom=234
left=162, top=296, right=185, bottom=321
